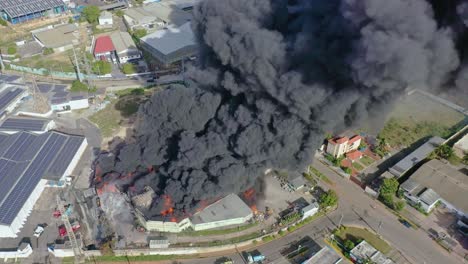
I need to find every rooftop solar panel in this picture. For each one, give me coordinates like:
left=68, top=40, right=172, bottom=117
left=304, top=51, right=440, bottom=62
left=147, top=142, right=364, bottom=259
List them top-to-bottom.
left=0, top=0, right=65, bottom=19
left=37, top=83, right=53, bottom=93
left=53, top=85, right=67, bottom=92
left=0, top=88, right=24, bottom=112
left=53, top=92, right=69, bottom=98
left=51, top=97, right=67, bottom=104
left=0, top=118, right=49, bottom=131
left=0, top=131, right=85, bottom=225
left=46, top=136, right=84, bottom=180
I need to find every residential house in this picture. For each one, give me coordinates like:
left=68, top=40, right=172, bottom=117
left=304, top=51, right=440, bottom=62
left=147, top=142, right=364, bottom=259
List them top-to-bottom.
left=109, top=31, right=141, bottom=63
left=93, top=35, right=116, bottom=63
left=326, top=135, right=362, bottom=158
left=346, top=150, right=363, bottom=162
left=301, top=202, right=319, bottom=220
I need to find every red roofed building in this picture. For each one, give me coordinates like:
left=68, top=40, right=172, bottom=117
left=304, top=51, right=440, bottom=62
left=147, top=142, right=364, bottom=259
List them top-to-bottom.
left=93, top=35, right=116, bottom=63
left=326, top=135, right=362, bottom=158
left=346, top=150, right=363, bottom=162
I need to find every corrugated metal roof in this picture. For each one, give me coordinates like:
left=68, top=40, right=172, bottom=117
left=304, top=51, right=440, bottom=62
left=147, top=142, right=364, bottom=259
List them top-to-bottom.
left=0, top=0, right=65, bottom=18
left=141, top=22, right=196, bottom=55
left=110, top=31, right=138, bottom=54
left=190, top=194, right=252, bottom=225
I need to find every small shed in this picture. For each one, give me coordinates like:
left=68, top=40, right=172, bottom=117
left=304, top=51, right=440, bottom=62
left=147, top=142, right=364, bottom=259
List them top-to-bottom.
left=149, top=236, right=170, bottom=249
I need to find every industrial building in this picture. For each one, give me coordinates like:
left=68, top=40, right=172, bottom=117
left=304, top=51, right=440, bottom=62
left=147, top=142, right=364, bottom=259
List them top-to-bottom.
left=0, top=0, right=67, bottom=24
left=123, top=2, right=192, bottom=31
left=140, top=22, right=197, bottom=66
left=32, top=24, right=79, bottom=53
left=0, top=117, right=55, bottom=134
left=0, top=131, right=87, bottom=237
left=388, top=136, right=445, bottom=178
left=400, top=159, right=468, bottom=216
left=137, top=194, right=253, bottom=233
left=191, top=194, right=253, bottom=231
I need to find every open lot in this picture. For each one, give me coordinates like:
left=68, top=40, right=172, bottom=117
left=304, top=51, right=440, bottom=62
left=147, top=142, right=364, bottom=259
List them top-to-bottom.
left=379, top=91, right=466, bottom=148
left=334, top=226, right=392, bottom=254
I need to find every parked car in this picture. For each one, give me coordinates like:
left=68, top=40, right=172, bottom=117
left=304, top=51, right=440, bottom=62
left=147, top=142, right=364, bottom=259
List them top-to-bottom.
left=399, top=219, right=412, bottom=228
left=33, top=225, right=45, bottom=237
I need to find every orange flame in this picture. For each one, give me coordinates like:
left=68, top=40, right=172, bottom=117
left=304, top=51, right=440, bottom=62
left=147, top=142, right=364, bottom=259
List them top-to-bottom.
left=160, top=195, right=175, bottom=216
left=250, top=205, right=258, bottom=214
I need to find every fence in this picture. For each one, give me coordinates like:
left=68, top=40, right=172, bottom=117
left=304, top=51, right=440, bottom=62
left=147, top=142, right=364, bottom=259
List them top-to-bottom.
left=9, top=64, right=111, bottom=80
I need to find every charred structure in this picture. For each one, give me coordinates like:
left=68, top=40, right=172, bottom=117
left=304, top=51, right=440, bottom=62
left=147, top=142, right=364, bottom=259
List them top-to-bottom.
left=94, top=0, right=468, bottom=217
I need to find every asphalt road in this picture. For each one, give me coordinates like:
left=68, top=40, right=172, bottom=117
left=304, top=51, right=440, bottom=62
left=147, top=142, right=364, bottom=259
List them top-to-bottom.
left=167, top=159, right=465, bottom=264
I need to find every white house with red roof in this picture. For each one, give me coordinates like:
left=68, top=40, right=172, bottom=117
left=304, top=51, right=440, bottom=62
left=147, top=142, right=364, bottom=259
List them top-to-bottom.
left=93, top=35, right=117, bottom=63
left=326, top=135, right=362, bottom=158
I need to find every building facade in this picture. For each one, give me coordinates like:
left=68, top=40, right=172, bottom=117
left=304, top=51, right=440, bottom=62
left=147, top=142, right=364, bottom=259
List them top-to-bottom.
left=326, top=135, right=361, bottom=158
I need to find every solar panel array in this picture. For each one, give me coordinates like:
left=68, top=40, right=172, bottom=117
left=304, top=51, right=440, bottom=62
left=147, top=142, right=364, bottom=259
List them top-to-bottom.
left=0, top=0, right=65, bottom=18
left=0, top=74, right=21, bottom=83
left=37, top=83, right=53, bottom=93
left=0, top=88, right=24, bottom=112
left=0, top=117, right=49, bottom=132
left=0, top=131, right=85, bottom=225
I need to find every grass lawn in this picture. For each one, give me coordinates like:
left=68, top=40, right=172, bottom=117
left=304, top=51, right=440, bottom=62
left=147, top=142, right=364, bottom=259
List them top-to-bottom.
left=16, top=53, right=75, bottom=72
left=378, top=92, right=466, bottom=148
left=89, top=100, right=122, bottom=138
left=360, top=155, right=375, bottom=166
left=352, top=162, right=364, bottom=171
left=308, top=166, right=334, bottom=185
left=180, top=221, right=258, bottom=236
left=334, top=226, right=391, bottom=254
left=62, top=254, right=196, bottom=263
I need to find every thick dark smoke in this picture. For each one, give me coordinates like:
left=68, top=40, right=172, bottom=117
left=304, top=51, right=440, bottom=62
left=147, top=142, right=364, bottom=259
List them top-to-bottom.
left=95, top=0, right=467, bottom=218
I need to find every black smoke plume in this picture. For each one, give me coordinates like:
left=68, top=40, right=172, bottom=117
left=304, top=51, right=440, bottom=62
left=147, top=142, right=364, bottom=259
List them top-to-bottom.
left=95, top=0, right=466, bottom=218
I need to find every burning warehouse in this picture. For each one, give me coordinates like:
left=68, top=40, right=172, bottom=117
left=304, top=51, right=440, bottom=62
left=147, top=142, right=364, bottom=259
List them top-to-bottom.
left=135, top=193, right=253, bottom=232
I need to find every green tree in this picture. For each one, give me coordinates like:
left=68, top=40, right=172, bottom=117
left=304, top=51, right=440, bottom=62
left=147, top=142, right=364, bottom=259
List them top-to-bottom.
left=82, top=6, right=101, bottom=24
left=115, top=10, right=124, bottom=17
left=68, top=17, right=74, bottom=24
left=0, top=19, right=7, bottom=26
left=132, top=28, right=147, bottom=40
left=7, top=45, right=16, bottom=55
left=43, top=48, right=54, bottom=55
left=92, top=60, right=112, bottom=75
left=122, top=63, right=136, bottom=74
left=71, top=80, right=88, bottom=92
left=433, top=145, right=454, bottom=160
left=463, top=153, right=468, bottom=165
left=341, top=166, right=352, bottom=174
left=380, top=178, right=399, bottom=195
left=319, top=190, right=338, bottom=208
left=394, top=200, right=406, bottom=211
left=344, top=240, right=355, bottom=251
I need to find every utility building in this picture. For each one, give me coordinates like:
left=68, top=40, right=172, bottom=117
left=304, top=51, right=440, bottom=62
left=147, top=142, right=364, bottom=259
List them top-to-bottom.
left=0, top=131, right=87, bottom=237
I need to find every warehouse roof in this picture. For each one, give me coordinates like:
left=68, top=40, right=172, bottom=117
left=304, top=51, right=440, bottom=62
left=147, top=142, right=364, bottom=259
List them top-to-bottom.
left=0, top=0, right=65, bottom=18
left=147, top=2, right=192, bottom=26
left=141, top=22, right=196, bottom=55
left=33, top=24, right=78, bottom=48
left=110, top=31, right=138, bottom=54
left=0, top=74, right=22, bottom=84
left=0, top=86, right=27, bottom=116
left=0, top=117, right=51, bottom=132
left=0, top=131, right=85, bottom=225
left=389, top=136, right=445, bottom=177
left=403, top=159, right=468, bottom=214
left=191, top=194, right=252, bottom=225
